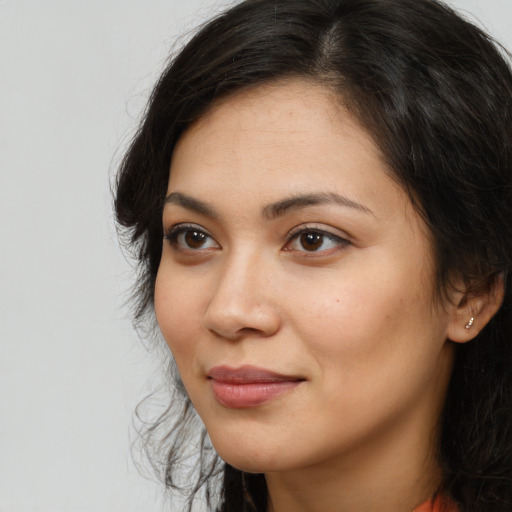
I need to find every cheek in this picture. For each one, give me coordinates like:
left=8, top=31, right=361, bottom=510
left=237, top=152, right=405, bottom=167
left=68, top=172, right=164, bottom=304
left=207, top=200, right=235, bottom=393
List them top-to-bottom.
left=287, top=261, right=439, bottom=382
left=154, top=269, right=202, bottom=366
left=288, top=275, right=402, bottom=346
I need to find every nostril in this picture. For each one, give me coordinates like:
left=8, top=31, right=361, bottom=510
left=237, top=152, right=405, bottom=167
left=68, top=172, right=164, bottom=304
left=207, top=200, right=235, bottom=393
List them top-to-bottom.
left=207, top=325, right=269, bottom=341
left=239, top=327, right=264, bottom=335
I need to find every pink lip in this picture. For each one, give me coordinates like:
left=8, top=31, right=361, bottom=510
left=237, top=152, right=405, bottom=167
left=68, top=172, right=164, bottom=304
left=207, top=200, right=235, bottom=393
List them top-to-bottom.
left=207, top=365, right=304, bottom=408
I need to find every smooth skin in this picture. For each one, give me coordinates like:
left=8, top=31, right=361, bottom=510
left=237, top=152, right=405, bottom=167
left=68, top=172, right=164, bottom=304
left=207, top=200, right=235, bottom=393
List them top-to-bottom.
left=155, top=80, right=499, bottom=512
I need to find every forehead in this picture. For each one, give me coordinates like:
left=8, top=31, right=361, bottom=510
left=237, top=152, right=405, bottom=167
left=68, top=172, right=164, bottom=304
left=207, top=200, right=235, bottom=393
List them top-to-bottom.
left=168, top=80, right=406, bottom=217
left=177, top=80, right=373, bottom=147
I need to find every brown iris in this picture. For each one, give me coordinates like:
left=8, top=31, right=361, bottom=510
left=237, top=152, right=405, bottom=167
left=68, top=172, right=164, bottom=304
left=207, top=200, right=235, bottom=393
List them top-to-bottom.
left=185, top=230, right=208, bottom=249
left=300, top=232, right=324, bottom=251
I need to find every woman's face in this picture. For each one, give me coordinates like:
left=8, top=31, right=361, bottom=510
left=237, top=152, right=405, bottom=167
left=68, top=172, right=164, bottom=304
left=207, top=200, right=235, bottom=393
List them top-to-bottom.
left=155, top=81, right=456, bottom=476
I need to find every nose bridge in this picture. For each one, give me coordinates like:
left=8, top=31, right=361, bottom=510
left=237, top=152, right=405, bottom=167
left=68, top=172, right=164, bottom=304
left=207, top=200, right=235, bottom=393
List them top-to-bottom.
left=203, top=244, right=280, bottom=339
left=220, top=245, right=261, bottom=294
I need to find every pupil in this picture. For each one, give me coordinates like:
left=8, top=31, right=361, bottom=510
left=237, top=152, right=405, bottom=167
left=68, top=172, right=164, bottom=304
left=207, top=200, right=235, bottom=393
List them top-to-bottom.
left=185, top=231, right=206, bottom=248
left=300, top=232, right=323, bottom=251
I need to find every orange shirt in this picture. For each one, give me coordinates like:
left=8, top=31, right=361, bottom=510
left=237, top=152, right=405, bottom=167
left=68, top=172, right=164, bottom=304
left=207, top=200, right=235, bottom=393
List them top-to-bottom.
left=413, top=496, right=458, bottom=512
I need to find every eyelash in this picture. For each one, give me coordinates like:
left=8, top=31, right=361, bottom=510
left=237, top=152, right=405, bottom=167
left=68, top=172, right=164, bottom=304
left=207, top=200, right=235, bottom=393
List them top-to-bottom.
left=163, top=224, right=350, bottom=255
left=164, top=224, right=219, bottom=251
left=284, top=226, right=350, bottom=255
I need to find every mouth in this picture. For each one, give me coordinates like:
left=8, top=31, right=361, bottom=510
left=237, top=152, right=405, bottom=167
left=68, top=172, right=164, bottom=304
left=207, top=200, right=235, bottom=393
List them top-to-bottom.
left=207, top=365, right=305, bottom=408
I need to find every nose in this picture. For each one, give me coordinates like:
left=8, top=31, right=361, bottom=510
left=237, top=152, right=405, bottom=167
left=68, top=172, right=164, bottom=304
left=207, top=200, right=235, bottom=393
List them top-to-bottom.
left=202, top=251, right=281, bottom=341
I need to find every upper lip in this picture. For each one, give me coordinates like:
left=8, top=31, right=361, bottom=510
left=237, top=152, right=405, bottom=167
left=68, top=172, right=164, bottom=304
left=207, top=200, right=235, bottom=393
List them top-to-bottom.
left=207, top=365, right=304, bottom=384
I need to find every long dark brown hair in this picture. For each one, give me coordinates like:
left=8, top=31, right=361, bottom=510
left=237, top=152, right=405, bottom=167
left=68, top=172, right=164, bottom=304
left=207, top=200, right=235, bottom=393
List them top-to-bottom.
left=115, top=0, right=512, bottom=510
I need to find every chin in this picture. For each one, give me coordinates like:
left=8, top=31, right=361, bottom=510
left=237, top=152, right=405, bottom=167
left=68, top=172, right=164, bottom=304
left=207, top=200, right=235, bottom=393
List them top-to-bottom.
left=213, top=440, right=290, bottom=474
left=220, top=457, right=283, bottom=475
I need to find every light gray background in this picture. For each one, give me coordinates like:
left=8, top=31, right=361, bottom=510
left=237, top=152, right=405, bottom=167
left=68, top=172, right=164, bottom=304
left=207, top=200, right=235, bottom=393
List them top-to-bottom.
left=1, top=1, right=510, bottom=511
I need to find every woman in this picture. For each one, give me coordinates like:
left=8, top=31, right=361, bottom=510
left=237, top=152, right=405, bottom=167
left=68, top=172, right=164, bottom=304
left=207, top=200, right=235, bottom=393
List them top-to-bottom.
left=115, top=0, right=512, bottom=510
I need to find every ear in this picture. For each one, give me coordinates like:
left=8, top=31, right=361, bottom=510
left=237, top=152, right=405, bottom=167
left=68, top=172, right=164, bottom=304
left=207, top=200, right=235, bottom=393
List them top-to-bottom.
left=446, top=274, right=505, bottom=343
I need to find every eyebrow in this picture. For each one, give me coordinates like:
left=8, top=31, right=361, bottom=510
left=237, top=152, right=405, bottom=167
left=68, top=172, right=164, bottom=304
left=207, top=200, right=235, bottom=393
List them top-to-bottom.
left=163, top=191, right=374, bottom=219
left=163, top=192, right=219, bottom=218
left=262, top=192, right=375, bottom=219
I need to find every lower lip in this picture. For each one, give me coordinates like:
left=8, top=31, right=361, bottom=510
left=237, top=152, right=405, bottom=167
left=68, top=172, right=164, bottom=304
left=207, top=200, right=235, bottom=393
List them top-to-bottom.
left=210, top=380, right=302, bottom=408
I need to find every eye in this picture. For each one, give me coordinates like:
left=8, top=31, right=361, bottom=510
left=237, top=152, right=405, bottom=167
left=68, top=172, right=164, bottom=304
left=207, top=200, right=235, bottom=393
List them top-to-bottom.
left=164, top=224, right=220, bottom=251
left=284, top=227, right=350, bottom=255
